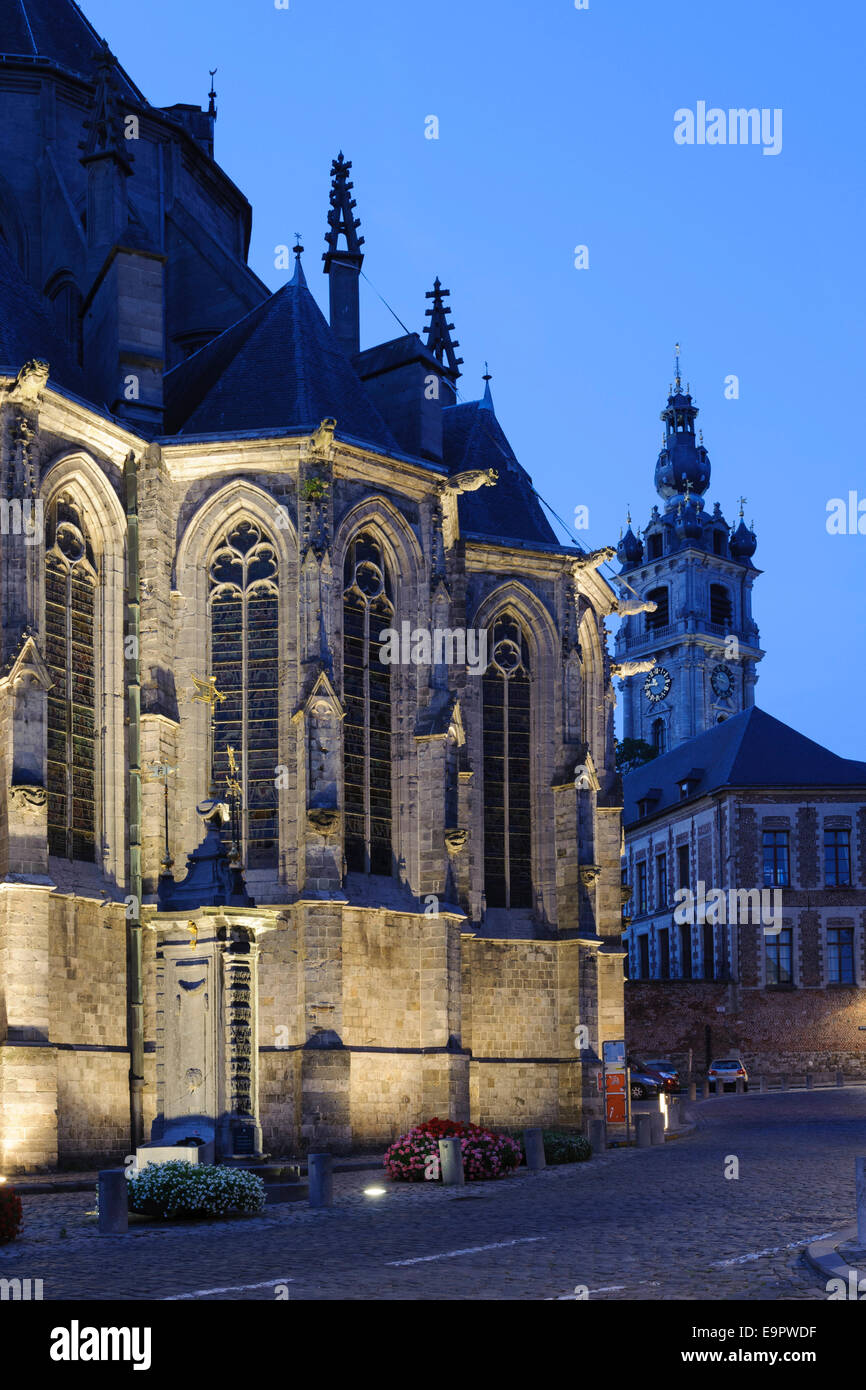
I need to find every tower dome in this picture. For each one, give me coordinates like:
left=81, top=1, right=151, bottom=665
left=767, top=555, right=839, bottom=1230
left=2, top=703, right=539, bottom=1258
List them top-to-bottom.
left=654, top=346, right=711, bottom=500
left=617, top=513, right=643, bottom=566
left=730, top=514, right=758, bottom=559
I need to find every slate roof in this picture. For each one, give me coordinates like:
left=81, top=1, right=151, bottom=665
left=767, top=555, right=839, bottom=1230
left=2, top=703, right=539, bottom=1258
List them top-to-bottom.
left=0, top=0, right=143, bottom=100
left=0, top=234, right=91, bottom=400
left=163, top=262, right=399, bottom=450
left=442, top=386, right=557, bottom=547
left=624, top=706, right=866, bottom=827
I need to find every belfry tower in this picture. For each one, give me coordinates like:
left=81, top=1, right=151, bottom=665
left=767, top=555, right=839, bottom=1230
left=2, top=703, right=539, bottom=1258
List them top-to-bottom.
left=614, top=349, right=764, bottom=754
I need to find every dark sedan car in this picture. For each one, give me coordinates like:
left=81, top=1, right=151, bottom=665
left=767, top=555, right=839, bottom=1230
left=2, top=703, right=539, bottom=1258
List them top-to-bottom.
left=627, top=1056, right=669, bottom=1100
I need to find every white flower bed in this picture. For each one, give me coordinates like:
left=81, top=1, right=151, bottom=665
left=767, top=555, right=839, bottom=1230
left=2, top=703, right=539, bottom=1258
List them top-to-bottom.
left=127, top=1160, right=266, bottom=1219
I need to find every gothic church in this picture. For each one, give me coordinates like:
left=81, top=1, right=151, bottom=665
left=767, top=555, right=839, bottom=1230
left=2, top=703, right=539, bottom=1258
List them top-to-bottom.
left=0, top=0, right=626, bottom=1168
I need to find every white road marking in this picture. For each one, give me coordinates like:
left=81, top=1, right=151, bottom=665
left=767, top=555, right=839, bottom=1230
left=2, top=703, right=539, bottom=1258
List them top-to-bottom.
left=711, top=1232, right=836, bottom=1268
left=387, top=1236, right=545, bottom=1266
left=165, top=1276, right=295, bottom=1300
left=554, top=1280, right=661, bottom=1299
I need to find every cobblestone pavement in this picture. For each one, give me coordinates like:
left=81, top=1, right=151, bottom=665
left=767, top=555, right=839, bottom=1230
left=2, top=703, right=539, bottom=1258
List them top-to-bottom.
left=1, top=1088, right=863, bottom=1301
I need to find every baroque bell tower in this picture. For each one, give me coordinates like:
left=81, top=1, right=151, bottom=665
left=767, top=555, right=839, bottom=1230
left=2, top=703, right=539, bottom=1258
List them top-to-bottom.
left=614, top=349, right=764, bottom=754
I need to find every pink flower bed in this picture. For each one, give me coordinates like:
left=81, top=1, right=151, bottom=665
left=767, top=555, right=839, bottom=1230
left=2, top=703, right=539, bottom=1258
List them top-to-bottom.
left=384, top=1118, right=522, bottom=1182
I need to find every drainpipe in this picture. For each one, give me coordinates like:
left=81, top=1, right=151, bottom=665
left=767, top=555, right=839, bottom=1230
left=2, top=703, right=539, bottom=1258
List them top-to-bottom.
left=124, top=450, right=144, bottom=1149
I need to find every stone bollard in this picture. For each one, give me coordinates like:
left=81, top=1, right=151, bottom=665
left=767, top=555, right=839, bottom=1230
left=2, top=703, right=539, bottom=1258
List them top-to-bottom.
left=836, top=1070, right=845, bottom=1088
left=806, top=1072, right=814, bottom=1091
left=779, top=1074, right=788, bottom=1091
left=758, top=1075, right=765, bottom=1094
left=735, top=1077, right=744, bottom=1094
left=702, top=1078, right=711, bottom=1099
left=688, top=1080, right=697, bottom=1102
left=667, top=1098, right=680, bottom=1130
left=650, top=1111, right=665, bottom=1145
left=635, top=1113, right=653, bottom=1148
left=588, top=1119, right=606, bottom=1154
left=524, top=1127, right=546, bottom=1170
left=438, top=1137, right=465, bottom=1186
left=308, top=1153, right=334, bottom=1208
left=857, top=1157, right=866, bottom=1247
left=98, top=1169, right=128, bottom=1235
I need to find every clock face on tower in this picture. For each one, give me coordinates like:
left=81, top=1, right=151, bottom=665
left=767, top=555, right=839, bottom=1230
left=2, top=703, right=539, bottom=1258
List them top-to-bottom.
left=711, top=664, right=734, bottom=698
left=644, top=665, right=672, bottom=704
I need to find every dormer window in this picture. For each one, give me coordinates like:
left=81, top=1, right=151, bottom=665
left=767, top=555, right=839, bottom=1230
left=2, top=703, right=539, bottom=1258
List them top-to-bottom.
left=678, top=769, right=703, bottom=800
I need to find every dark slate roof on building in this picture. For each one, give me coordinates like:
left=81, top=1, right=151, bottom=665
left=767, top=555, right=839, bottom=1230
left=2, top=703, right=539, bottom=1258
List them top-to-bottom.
left=0, top=0, right=143, bottom=99
left=0, top=235, right=91, bottom=400
left=163, top=268, right=399, bottom=450
left=442, top=390, right=557, bottom=547
left=624, top=706, right=866, bottom=826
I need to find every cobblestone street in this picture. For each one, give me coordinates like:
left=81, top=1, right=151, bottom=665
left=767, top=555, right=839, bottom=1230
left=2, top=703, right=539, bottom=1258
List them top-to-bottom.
left=2, top=1088, right=863, bottom=1301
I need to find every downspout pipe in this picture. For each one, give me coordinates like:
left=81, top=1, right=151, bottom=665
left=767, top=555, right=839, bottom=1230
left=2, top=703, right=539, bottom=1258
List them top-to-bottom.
left=124, top=450, right=144, bottom=1149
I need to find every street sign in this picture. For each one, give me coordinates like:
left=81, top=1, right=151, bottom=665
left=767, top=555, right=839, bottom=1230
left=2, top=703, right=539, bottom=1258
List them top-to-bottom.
left=603, top=1039, right=626, bottom=1068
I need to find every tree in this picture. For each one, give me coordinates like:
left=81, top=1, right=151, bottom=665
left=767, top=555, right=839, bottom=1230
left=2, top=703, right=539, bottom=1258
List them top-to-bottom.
left=615, top=737, right=658, bottom=776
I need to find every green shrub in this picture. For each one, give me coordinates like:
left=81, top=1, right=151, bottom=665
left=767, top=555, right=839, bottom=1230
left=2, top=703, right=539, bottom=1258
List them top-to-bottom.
left=540, top=1130, right=592, bottom=1165
left=127, top=1160, right=265, bottom=1220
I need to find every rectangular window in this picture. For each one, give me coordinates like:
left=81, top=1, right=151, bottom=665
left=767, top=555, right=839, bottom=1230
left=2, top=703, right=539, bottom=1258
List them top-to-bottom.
left=824, top=829, right=851, bottom=886
left=762, top=830, right=789, bottom=887
left=677, top=843, right=690, bottom=890
left=656, top=853, right=667, bottom=907
left=636, top=860, right=647, bottom=914
left=702, top=920, right=715, bottom=981
left=679, top=921, right=692, bottom=979
left=766, top=926, right=793, bottom=987
left=827, top=926, right=855, bottom=984
left=658, top=927, right=670, bottom=980
left=638, top=934, right=650, bottom=979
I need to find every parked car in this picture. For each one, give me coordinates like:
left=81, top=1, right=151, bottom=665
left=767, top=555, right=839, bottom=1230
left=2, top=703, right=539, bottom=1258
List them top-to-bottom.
left=626, top=1056, right=667, bottom=1100
left=708, top=1058, right=749, bottom=1093
left=642, top=1059, right=681, bottom=1092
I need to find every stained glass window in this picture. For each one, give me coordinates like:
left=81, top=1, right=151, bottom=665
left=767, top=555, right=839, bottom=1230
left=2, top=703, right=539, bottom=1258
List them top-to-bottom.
left=45, top=498, right=96, bottom=861
left=209, top=520, right=279, bottom=869
left=342, top=534, right=393, bottom=875
left=482, top=616, right=532, bottom=909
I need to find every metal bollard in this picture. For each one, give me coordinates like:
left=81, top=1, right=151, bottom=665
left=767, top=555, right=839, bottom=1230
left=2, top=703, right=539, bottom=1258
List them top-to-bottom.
left=836, top=1070, right=845, bottom=1088
left=806, top=1072, right=814, bottom=1091
left=779, top=1074, right=788, bottom=1091
left=758, top=1075, right=765, bottom=1094
left=735, top=1077, right=744, bottom=1094
left=702, top=1078, right=711, bottom=1099
left=688, top=1080, right=697, bottom=1102
left=666, top=1098, right=679, bottom=1130
left=650, top=1111, right=665, bottom=1145
left=635, top=1113, right=653, bottom=1148
left=588, top=1119, right=606, bottom=1154
left=524, top=1127, right=546, bottom=1170
left=438, top=1137, right=465, bottom=1186
left=308, top=1152, right=334, bottom=1208
left=857, top=1157, right=866, bottom=1247
left=98, top=1169, right=128, bottom=1235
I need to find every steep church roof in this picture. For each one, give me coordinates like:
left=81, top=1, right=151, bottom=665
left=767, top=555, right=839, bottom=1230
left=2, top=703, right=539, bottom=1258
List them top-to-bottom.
left=0, top=0, right=143, bottom=100
left=0, top=235, right=90, bottom=400
left=163, top=257, right=398, bottom=450
left=443, top=381, right=557, bottom=547
left=624, top=706, right=866, bottom=826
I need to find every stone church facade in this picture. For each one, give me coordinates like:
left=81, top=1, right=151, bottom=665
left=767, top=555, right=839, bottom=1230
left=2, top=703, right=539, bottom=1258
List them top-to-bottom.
left=0, top=2, right=625, bottom=1170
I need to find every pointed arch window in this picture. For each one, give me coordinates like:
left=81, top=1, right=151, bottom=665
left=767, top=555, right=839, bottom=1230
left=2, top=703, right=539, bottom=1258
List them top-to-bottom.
left=45, top=498, right=97, bottom=861
left=208, top=520, right=279, bottom=869
left=342, top=534, right=394, bottom=875
left=482, top=616, right=532, bottom=909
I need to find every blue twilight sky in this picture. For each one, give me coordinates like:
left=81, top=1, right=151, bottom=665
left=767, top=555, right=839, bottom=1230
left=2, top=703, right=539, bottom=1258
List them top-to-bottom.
left=86, top=0, right=865, bottom=758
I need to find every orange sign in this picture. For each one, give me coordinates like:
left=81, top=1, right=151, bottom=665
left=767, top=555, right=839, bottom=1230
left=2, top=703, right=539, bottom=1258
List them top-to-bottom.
left=605, top=1070, right=625, bottom=1094
left=606, top=1093, right=626, bottom=1123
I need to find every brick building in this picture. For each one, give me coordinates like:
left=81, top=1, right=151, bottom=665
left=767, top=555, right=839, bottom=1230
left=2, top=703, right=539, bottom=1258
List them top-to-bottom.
left=0, top=1, right=625, bottom=1170
left=622, top=707, right=866, bottom=1075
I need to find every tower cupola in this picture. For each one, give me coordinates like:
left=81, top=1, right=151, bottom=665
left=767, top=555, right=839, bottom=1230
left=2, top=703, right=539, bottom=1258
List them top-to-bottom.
left=654, top=344, right=711, bottom=501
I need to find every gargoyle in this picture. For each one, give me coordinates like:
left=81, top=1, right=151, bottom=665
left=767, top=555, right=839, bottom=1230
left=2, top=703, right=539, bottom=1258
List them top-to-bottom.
left=6, top=359, right=49, bottom=405
left=442, top=468, right=498, bottom=495
left=573, top=545, right=616, bottom=571
left=615, top=597, right=658, bottom=616
left=611, top=656, right=658, bottom=677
